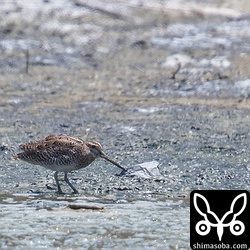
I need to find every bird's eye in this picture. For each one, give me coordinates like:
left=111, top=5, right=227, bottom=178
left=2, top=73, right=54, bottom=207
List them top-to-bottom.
left=91, top=145, right=97, bottom=149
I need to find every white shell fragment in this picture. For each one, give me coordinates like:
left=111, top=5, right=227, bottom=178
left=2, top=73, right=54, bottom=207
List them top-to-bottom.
left=118, top=161, right=164, bottom=180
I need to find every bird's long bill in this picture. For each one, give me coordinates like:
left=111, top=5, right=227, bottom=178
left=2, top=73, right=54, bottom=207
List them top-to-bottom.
left=101, top=154, right=126, bottom=171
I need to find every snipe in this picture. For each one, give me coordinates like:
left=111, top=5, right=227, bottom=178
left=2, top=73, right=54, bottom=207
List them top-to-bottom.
left=13, top=134, right=125, bottom=194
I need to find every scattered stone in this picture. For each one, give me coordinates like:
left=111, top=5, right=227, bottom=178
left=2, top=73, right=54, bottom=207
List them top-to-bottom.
left=67, top=203, right=104, bottom=210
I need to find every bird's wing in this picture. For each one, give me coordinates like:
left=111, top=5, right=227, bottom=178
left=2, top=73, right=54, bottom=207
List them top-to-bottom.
left=44, top=134, right=84, bottom=144
left=15, top=137, right=84, bottom=166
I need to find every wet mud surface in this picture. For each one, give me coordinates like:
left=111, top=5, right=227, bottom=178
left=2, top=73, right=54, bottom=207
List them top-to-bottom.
left=0, top=0, right=250, bottom=249
left=0, top=194, right=189, bottom=249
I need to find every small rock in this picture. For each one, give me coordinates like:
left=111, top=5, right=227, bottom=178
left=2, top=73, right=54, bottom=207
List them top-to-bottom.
left=162, top=54, right=196, bottom=68
left=67, top=203, right=104, bottom=210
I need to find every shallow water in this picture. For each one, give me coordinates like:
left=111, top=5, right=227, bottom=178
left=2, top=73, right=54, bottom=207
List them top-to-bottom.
left=0, top=194, right=189, bottom=250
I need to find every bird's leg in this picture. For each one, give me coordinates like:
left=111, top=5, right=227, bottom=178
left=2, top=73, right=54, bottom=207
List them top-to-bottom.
left=54, top=171, right=64, bottom=194
left=64, top=172, right=79, bottom=194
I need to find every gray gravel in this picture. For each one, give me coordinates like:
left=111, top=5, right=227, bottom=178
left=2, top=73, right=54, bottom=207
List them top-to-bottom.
left=0, top=0, right=250, bottom=249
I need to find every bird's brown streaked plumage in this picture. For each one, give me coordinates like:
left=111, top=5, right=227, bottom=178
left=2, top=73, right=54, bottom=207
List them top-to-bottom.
left=13, top=134, right=125, bottom=194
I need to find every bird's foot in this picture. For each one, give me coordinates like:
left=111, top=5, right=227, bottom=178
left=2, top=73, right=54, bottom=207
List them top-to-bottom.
left=56, top=189, right=65, bottom=195
left=71, top=189, right=79, bottom=194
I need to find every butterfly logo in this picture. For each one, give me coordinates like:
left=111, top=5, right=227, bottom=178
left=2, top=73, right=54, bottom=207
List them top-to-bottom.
left=193, top=193, right=247, bottom=241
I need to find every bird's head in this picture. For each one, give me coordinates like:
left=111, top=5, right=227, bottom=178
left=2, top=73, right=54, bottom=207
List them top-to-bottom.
left=86, top=141, right=126, bottom=171
left=86, top=141, right=104, bottom=158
